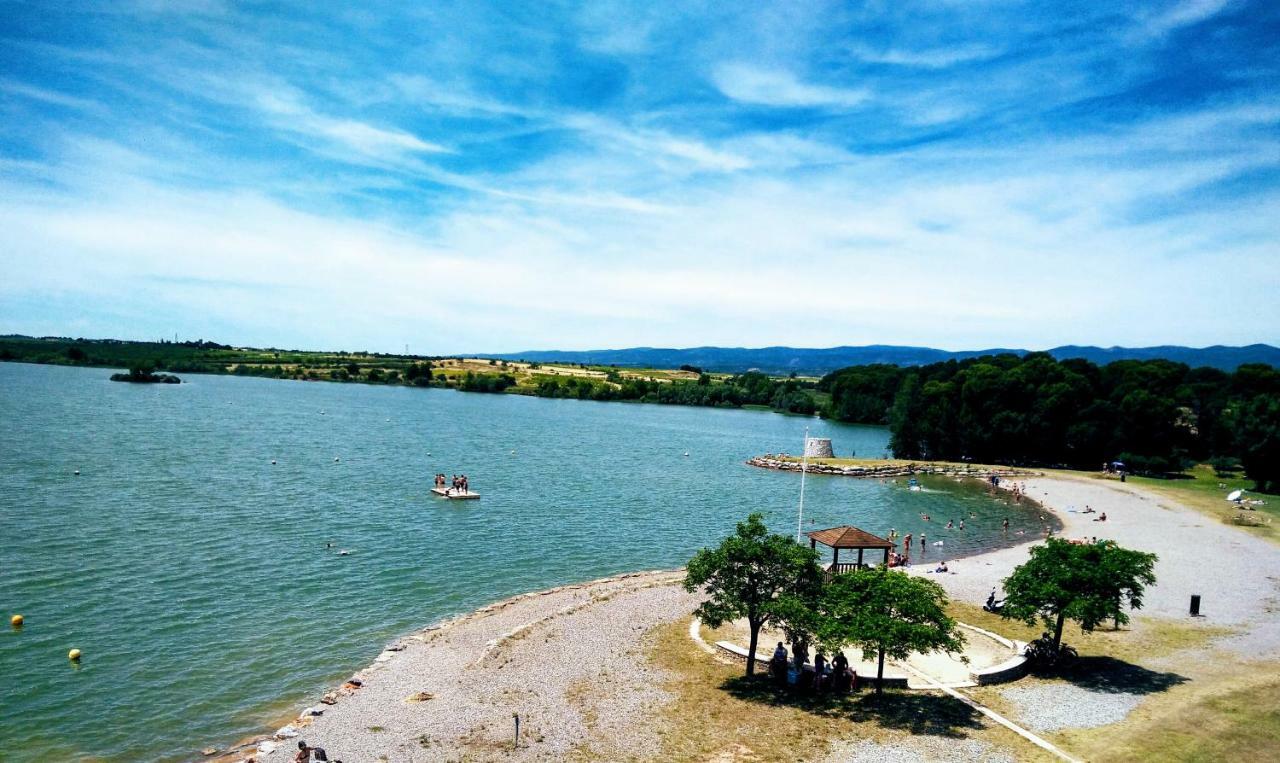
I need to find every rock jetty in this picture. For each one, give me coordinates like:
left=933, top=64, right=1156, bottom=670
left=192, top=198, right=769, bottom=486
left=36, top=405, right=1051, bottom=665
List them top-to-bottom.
left=746, top=455, right=1037, bottom=479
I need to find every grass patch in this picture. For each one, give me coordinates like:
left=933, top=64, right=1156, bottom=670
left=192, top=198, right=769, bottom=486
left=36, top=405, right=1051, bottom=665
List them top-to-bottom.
left=1122, top=464, right=1277, bottom=542
left=949, top=602, right=1233, bottom=665
left=647, top=619, right=1032, bottom=762
left=1057, top=667, right=1280, bottom=762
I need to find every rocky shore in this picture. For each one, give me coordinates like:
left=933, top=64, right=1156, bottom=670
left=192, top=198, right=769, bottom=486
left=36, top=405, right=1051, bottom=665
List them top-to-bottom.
left=746, top=455, right=1039, bottom=479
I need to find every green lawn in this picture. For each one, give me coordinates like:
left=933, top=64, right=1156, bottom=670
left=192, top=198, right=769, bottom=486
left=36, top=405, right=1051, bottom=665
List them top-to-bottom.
left=1125, top=464, right=1276, bottom=541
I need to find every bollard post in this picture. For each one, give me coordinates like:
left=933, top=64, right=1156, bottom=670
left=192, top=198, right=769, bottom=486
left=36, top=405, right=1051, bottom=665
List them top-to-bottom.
left=1190, top=594, right=1201, bottom=616
left=513, top=712, right=520, bottom=750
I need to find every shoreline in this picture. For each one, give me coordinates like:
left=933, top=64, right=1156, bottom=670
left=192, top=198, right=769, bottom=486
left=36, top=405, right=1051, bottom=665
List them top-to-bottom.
left=208, top=474, right=1280, bottom=762
left=209, top=483, right=1052, bottom=762
left=206, top=569, right=686, bottom=762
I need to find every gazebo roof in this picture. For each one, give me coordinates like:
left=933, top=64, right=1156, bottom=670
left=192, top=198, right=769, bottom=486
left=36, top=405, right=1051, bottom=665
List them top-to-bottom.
left=806, top=525, right=895, bottom=550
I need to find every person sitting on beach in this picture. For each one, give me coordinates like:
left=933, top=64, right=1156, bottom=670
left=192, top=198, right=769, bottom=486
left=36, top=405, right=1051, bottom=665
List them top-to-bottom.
left=1083, top=505, right=1095, bottom=514
left=1094, top=512, right=1107, bottom=522
left=935, top=561, right=949, bottom=573
left=770, top=642, right=789, bottom=685
left=814, top=651, right=828, bottom=690
left=295, top=740, right=328, bottom=762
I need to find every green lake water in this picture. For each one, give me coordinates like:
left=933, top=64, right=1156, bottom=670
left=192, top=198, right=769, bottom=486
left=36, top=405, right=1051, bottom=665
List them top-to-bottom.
left=0, top=362, right=1050, bottom=761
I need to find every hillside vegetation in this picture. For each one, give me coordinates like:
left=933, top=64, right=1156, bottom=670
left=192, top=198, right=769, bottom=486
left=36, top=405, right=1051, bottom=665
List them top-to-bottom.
left=0, top=335, right=821, bottom=416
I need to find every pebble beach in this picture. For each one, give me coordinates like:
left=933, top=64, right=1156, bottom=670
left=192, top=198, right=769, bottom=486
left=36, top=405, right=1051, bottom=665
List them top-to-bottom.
left=224, top=474, right=1280, bottom=762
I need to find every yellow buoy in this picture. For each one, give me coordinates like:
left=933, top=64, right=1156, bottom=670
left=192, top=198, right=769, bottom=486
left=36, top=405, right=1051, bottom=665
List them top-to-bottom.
left=10, top=614, right=23, bottom=627
left=68, top=648, right=81, bottom=661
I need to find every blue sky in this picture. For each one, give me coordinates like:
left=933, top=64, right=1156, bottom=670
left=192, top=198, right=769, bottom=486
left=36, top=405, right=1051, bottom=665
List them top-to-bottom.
left=1, top=0, right=1277, bottom=353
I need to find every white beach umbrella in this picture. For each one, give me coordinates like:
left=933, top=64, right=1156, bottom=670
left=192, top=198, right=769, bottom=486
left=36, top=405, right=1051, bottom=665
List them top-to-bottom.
left=1226, top=489, right=1244, bottom=502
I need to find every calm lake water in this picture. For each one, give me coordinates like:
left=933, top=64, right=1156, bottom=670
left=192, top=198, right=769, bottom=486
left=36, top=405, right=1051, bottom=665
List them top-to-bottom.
left=0, top=362, right=1048, bottom=761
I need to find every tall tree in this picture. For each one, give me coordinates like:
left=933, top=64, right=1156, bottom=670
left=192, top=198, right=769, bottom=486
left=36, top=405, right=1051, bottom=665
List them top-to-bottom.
left=889, top=373, right=925, bottom=458
left=1234, top=394, right=1280, bottom=493
left=684, top=514, right=822, bottom=676
left=1001, top=538, right=1157, bottom=651
left=816, top=568, right=965, bottom=695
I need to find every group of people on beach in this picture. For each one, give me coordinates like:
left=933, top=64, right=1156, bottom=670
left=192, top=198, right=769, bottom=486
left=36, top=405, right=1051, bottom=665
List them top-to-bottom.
left=434, top=473, right=470, bottom=494
left=769, top=641, right=859, bottom=694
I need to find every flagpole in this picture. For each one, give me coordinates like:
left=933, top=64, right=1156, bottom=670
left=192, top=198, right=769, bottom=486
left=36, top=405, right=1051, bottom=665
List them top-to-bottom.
left=797, top=425, right=809, bottom=542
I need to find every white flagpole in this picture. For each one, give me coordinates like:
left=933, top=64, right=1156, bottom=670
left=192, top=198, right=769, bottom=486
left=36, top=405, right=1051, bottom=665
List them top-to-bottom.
left=797, top=425, right=809, bottom=542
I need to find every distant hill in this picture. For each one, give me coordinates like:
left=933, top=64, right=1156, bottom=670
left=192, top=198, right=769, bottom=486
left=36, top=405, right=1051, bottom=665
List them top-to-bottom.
left=474, top=343, right=1280, bottom=375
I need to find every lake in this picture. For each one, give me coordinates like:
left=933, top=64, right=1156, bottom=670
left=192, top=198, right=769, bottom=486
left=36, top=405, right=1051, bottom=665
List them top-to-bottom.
left=0, top=362, right=1048, bottom=761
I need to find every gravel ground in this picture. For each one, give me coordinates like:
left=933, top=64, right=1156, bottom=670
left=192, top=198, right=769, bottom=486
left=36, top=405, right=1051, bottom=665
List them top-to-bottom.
left=908, top=476, right=1280, bottom=655
left=242, top=570, right=697, bottom=763
left=999, top=684, right=1143, bottom=732
left=824, top=737, right=1015, bottom=763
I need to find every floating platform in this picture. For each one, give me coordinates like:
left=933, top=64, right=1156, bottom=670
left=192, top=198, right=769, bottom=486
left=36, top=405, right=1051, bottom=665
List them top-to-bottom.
left=431, top=487, right=480, bottom=500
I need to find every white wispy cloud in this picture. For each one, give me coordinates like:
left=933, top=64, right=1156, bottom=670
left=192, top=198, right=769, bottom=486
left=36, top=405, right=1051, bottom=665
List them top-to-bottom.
left=1141, top=0, right=1233, bottom=37
left=850, top=43, right=1001, bottom=69
left=711, top=63, right=869, bottom=109
left=0, top=78, right=102, bottom=112
left=254, top=90, right=451, bottom=160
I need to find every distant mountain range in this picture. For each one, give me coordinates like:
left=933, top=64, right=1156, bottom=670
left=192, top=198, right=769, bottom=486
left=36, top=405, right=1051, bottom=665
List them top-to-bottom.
left=474, top=344, right=1280, bottom=375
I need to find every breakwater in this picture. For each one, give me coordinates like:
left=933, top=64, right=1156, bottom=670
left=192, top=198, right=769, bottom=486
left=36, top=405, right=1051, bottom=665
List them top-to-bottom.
left=747, top=455, right=1038, bottom=479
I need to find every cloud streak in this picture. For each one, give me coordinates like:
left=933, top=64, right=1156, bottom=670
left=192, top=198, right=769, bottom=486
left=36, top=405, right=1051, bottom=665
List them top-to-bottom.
left=711, top=63, right=870, bottom=109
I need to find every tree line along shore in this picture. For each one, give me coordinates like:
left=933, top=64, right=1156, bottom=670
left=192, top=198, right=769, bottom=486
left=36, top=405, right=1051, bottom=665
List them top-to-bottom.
left=3, top=334, right=1277, bottom=493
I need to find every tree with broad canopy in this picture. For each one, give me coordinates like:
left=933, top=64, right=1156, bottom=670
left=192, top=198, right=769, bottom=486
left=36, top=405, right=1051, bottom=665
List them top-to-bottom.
left=683, top=513, right=822, bottom=677
left=1000, top=537, right=1157, bottom=652
left=814, top=568, right=966, bottom=695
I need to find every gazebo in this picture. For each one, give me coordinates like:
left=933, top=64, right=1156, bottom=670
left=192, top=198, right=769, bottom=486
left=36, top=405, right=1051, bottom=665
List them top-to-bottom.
left=806, top=525, right=896, bottom=573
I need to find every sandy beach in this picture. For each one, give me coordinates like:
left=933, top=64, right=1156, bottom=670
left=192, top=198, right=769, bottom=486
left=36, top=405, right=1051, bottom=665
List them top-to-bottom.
left=230, top=474, right=1280, bottom=762
left=918, top=476, right=1280, bottom=654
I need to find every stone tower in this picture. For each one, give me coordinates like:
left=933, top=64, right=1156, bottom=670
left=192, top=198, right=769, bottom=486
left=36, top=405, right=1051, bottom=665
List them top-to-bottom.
left=804, top=437, right=834, bottom=458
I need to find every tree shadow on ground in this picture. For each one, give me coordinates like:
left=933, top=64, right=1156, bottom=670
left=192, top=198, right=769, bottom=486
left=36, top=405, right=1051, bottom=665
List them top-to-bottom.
left=1045, top=656, right=1189, bottom=695
left=721, top=675, right=985, bottom=738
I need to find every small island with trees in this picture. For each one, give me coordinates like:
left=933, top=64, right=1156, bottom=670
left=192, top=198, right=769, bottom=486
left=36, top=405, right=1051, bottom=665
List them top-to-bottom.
left=109, top=365, right=181, bottom=384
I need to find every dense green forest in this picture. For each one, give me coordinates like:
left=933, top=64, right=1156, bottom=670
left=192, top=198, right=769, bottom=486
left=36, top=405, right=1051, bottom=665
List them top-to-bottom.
left=819, top=354, right=1280, bottom=491
left=517, top=369, right=818, bottom=413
